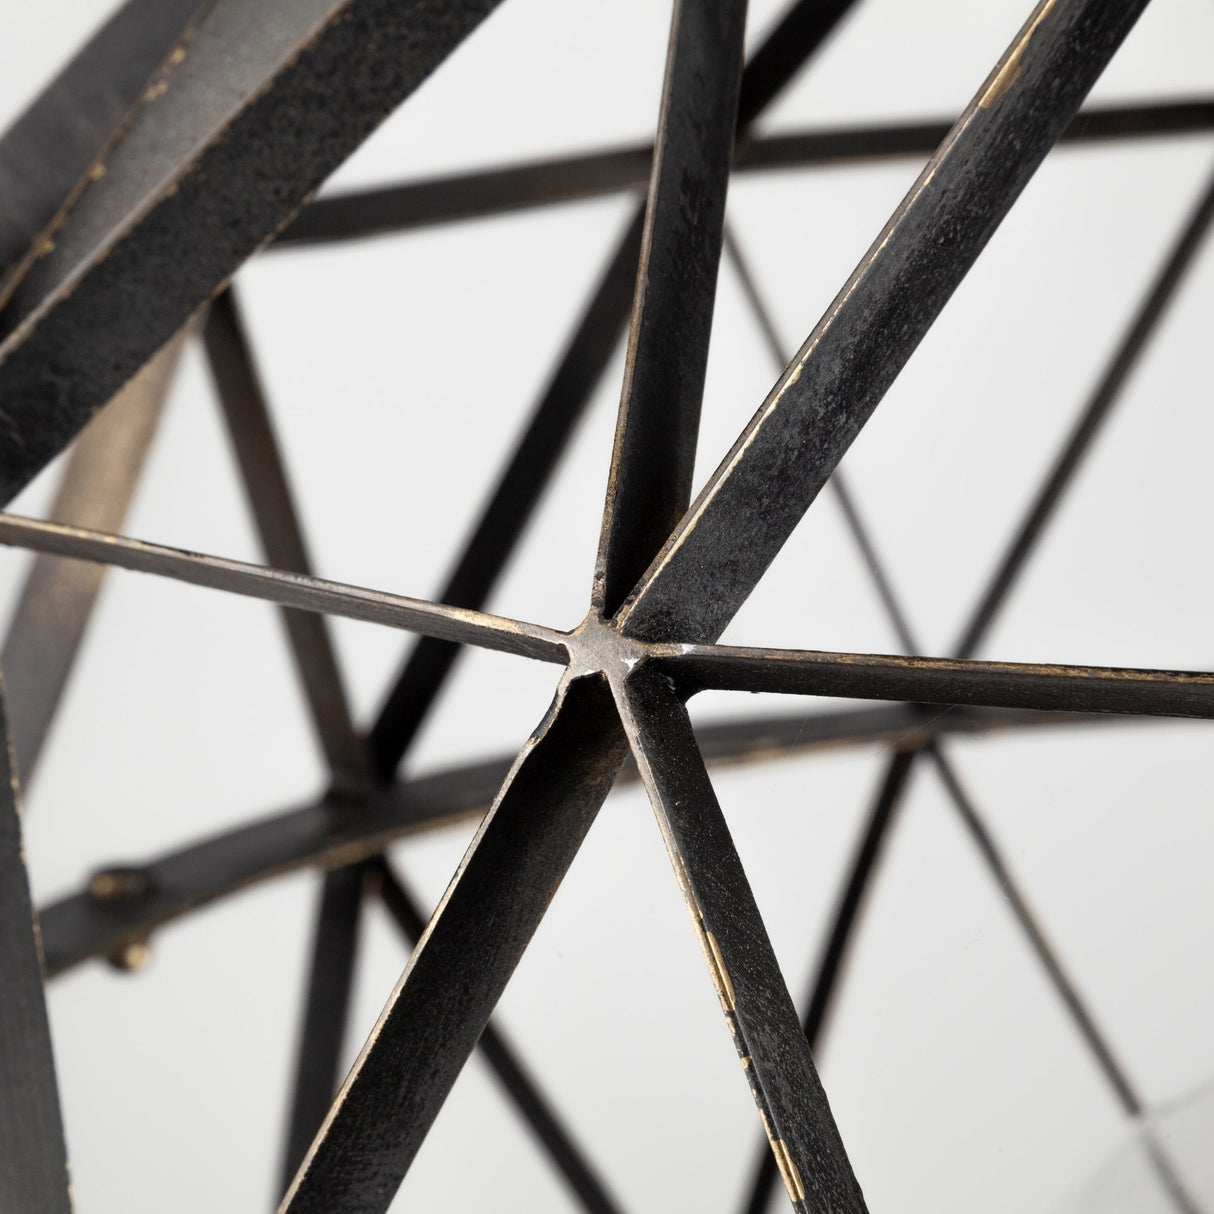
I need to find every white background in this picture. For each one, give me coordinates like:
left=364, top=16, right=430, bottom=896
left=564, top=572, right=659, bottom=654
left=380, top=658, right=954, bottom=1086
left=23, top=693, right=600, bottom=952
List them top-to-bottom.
left=2, top=0, right=1214, bottom=1210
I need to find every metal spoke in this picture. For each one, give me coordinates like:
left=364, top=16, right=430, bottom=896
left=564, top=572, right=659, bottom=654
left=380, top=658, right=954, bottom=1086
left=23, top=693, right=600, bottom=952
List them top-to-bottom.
left=0, top=0, right=507, bottom=505
left=0, top=0, right=205, bottom=299
left=365, top=0, right=861, bottom=785
left=379, top=0, right=864, bottom=774
left=593, top=0, right=748, bottom=615
left=617, top=0, right=1152, bottom=645
left=734, top=0, right=857, bottom=130
left=738, top=97, right=1214, bottom=173
left=277, top=100, right=1214, bottom=248
left=954, top=160, right=1214, bottom=659
left=725, top=194, right=1211, bottom=1211
left=368, top=214, right=644, bottom=782
left=722, top=223, right=918, bottom=654
left=201, top=286, right=376, bottom=1194
left=203, top=288, right=366, bottom=785
left=2, top=336, right=180, bottom=786
left=0, top=514, right=567, bottom=663
left=666, top=643, right=1214, bottom=719
left=616, top=666, right=866, bottom=1214
left=0, top=674, right=72, bottom=1213
left=279, top=675, right=629, bottom=1214
left=37, top=702, right=1120, bottom=980
left=742, top=751, right=916, bottom=1214
left=374, top=860, right=627, bottom=1214
left=280, top=863, right=373, bottom=1193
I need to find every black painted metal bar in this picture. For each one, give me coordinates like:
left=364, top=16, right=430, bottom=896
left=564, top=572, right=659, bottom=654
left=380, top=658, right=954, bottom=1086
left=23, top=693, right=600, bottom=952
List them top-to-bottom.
left=0, top=0, right=507, bottom=505
left=0, top=0, right=205, bottom=298
left=366, top=0, right=859, bottom=784
left=594, top=0, right=749, bottom=615
left=618, top=0, right=1153, bottom=646
left=736, top=0, right=857, bottom=129
left=277, top=8, right=859, bottom=1201
left=741, top=97, right=1214, bottom=171
left=277, top=100, right=1214, bottom=248
left=954, top=160, right=1214, bottom=659
left=734, top=189, right=1211, bottom=1208
left=367, top=213, right=643, bottom=782
left=727, top=215, right=1202, bottom=1213
left=722, top=223, right=918, bottom=654
left=200, top=287, right=375, bottom=1197
left=203, top=288, right=366, bottom=786
left=2, top=337, right=180, bottom=787
left=0, top=514, right=567, bottom=663
left=666, top=643, right=1214, bottom=719
left=616, top=666, right=867, bottom=1214
left=0, top=675, right=72, bottom=1213
left=280, top=676, right=629, bottom=1214
left=37, top=703, right=1117, bottom=980
left=742, top=751, right=916, bottom=1214
left=375, top=860, right=627, bottom=1214
left=280, top=863, right=372, bottom=1194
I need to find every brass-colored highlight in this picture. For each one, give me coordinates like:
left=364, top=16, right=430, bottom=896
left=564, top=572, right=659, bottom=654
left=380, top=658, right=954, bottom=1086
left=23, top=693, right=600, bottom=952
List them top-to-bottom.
left=979, top=0, right=1059, bottom=110
left=704, top=929, right=736, bottom=1011
left=771, top=1137, right=807, bottom=1204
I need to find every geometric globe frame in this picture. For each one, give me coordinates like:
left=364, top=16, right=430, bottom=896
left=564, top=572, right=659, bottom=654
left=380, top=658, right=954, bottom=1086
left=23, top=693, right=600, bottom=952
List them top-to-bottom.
left=0, top=0, right=1210, bottom=1211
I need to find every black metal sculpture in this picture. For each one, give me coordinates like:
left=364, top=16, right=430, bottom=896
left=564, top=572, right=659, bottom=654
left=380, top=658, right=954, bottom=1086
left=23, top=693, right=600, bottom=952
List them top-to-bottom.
left=0, top=0, right=1209, bottom=1210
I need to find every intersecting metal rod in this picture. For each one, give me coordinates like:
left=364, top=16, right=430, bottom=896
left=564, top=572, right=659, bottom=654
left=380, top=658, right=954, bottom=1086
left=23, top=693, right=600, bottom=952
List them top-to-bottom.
left=0, top=0, right=508, bottom=505
left=0, top=0, right=206, bottom=299
left=367, top=0, right=863, bottom=784
left=593, top=0, right=748, bottom=613
left=616, top=0, right=1154, bottom=646
left=281, top=5, right=856, bottom=1208
left=277, top=100, right=1214, bottom=248
left=954, top=159, right=1214, bottom=660
left=726, top=193, right=1211, bottom=1211
left=367, top=212, right=643, bottom=782
left=723, top=223, right=918, bottom=654
left=200, top=286, right=376, bottom=1195
left=202, top=286, right=633, bottom=1209
left=203, top=289, right=367, bottom=787
left=1, top=336, right=180, bottom=787
left=0, top=514, right=567, bottom=663
left=616, top=667, right=867, bottom=1214
left=0, top=674, right=72, bottom=1214
left=279, top=676, right=630, bottom=1214
left=36, top=703, right=1120, bottom=979
left=743, top=749, right=914, bottom=1208
left=929, top=755, right=1201, bottom=1214
left=373, top=860, right=626, bottom=1214
left=279, top=862, right=372, bottom=1195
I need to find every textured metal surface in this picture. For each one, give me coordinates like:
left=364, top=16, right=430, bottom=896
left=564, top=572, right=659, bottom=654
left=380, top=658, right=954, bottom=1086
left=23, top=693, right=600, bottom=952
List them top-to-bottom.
left=0, top=0, right=505, bottom=505
left=0, top=0, right=204, bottom=297
left=2, top=0, right=1209, bottom=1208
left=593, top=0, right=747, bottom=616
left=617, top=0, right=1152, bottom=645
left=0, top=514, right=567, bottom=662
left=665, top=644, right=1214, bottom=718
left=618, top=667, right=867, bottom=1214
left=280, top=675, right=630, bottom=1214
left=0, top=677, right=71, bottom=1213
left=374, top=861, right=627, bottom=1214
